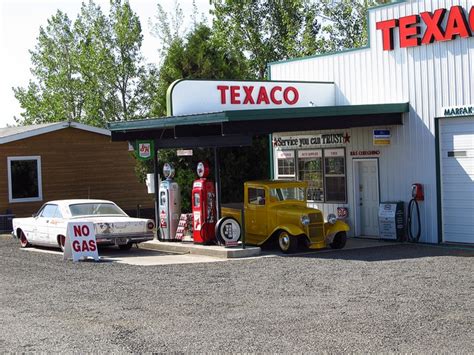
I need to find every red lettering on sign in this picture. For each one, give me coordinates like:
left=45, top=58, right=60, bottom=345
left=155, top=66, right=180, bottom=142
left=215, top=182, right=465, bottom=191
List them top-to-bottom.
left=376, top=6, right=473, bottom=51
left=444, top=6, right=471, bottom=41
left=470, top=7, right=474, bottom=34
left=421, top=9, right=447, bottom=44
left=399, top=15, right=421, bottom=48
left=376, top=19, right=398, bottom=51
left=217, top=85, right=229, bottom=104
left=230, top=86, right=240, bottom=104
left=242, top=86, right=255, bottom=104
left=270, top=86, right=282, bottom=104
left=256, top=87, right=270, bottom=104
left=283, top=87, right=299, bottom=105
left=73, top=225, right=90, bottom=237
left=72, top=240, right=81, bottom=252
left=89, top=240, right=97, bottom=251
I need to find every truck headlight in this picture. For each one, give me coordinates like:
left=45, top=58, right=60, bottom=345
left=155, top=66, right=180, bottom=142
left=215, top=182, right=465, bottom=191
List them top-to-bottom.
left=327, top=213, right=337, bottom=225
left=300, top=215, right=310, bottom=226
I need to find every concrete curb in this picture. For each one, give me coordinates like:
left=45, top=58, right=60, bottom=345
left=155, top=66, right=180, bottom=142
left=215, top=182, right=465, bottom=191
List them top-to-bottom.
left=141, top=240, right=261, bottom=259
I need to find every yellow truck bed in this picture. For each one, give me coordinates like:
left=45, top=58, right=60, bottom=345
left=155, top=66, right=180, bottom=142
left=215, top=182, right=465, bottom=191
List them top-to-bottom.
left=221, top=203, right=243, bottom=225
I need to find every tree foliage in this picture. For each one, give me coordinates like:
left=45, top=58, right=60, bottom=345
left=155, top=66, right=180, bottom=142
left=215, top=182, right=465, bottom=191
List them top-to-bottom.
left=13, top=0, right=155, bottom=127
left=211, top=0, right=322, bottom=79
left=317, top=0, right=392, bottom=52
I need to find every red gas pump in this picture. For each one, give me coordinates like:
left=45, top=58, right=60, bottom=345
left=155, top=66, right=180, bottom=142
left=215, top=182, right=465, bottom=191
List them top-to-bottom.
left=192, top=161, right=216, bottom=244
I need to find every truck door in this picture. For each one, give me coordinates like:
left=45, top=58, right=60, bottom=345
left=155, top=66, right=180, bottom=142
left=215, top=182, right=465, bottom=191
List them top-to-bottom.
left=245, top=187, right=267, bottom=243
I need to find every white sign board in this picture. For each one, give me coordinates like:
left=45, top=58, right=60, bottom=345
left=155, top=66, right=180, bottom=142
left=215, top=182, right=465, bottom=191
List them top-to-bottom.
left=168, top=79, right=335, bottom=116
left=442, top=105, right=474, bottom=117
left=63, top=222, right=99, bottom=262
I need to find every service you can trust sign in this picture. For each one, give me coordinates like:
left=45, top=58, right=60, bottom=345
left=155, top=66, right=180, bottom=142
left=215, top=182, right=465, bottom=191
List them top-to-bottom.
left=167, top=79, right=335, bottom=116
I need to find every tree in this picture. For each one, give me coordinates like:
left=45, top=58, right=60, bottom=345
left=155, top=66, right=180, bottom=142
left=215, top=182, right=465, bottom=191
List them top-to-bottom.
left=13, top=0, right=152, bottom=127
left=211, top=0, right=323, bottom=79
left=317, top=0, right=392, bottom=52
left=139, top=21, right=255, bottom=211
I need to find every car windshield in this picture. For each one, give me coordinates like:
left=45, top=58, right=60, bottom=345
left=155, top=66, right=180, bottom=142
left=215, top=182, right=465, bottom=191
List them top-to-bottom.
left=270, top=187, right=306, bottom=202
left=68, top=203, right=127, bottom=217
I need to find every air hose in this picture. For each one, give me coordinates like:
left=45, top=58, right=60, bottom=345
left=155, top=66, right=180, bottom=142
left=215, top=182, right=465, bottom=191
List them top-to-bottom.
left=407, top=199, right=421, bottom=242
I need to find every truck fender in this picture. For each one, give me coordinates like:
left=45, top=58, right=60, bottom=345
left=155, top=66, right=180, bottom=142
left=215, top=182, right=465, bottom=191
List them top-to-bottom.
left=324, top=220, right=350, bottom=243
left=270, top=224, right=306, bottom=239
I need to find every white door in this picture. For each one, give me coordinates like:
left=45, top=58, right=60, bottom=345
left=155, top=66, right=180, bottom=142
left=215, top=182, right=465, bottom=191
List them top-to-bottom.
left=440, top=117, right=474, bottom=244
left=355, top=160, right=380, bottom=236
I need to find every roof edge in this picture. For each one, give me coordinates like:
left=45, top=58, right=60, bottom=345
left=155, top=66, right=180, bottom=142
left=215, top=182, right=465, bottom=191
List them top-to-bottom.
left=0, top=121, right=110, bottom=145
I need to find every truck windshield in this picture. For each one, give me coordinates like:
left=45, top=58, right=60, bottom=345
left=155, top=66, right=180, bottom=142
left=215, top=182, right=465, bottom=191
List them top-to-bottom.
left=270, top=187, right=306, bottom=202
left=69, top=203, right=127, bottom=217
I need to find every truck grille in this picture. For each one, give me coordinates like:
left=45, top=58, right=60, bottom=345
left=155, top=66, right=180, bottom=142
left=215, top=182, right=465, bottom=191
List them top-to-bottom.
left=308, top=213, right=324, bottom=239
left=309, top=213, right=323, bottom=224
left=309, top=225, right=324, bottom=239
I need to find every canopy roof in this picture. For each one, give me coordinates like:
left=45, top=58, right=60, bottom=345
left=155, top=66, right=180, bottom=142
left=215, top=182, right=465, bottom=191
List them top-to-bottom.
left=108, top=103, right=409, bottom=148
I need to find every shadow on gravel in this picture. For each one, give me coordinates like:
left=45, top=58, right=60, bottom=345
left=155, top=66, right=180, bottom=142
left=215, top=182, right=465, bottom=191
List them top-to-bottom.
left=293, top=244, right=474, bottom=262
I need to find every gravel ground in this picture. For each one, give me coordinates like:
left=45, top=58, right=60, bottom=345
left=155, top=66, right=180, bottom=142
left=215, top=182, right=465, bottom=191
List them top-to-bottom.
left=0, top=235, right=473, bottom=353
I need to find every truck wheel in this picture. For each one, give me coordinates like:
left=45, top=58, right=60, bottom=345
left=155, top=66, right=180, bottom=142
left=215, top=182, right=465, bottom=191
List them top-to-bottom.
left=278, top=231, right=298, bottom=253
left=330, top=232, right=347, bottom=249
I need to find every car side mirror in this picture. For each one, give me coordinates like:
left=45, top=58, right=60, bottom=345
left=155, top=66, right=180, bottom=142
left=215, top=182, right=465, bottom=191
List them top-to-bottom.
left=32, top=213, right=38, bottom=217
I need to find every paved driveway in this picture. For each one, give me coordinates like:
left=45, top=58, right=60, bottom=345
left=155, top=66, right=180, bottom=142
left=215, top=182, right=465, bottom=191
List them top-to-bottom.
left=0, top=236, right=472, bottom=352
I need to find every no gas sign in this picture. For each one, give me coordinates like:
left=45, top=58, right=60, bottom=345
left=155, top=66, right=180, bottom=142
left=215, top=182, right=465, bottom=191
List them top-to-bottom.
left=63, top=222, right=100, bottom=262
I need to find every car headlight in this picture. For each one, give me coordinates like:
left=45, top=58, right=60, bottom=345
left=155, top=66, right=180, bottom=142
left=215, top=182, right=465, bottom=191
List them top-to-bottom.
left=327, top=213, right=337, bottom=225
left=300, top=215, right=310, bottom=226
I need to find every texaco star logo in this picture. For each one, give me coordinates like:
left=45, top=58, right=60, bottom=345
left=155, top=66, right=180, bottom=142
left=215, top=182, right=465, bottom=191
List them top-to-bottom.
left=343, top=132, right=351, bottom=143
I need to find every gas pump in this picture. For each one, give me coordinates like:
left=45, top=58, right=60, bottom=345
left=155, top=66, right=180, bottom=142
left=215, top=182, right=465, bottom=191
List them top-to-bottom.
left=192, top=161, right=216, bottom=244
left=158, top=163, right=181, bottom=241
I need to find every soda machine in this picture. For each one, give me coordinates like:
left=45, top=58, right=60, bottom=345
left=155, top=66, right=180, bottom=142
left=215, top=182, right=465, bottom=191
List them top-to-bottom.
left=192, top=161, right=216, bottom=244
left=158, top=163, right=181, bottom=241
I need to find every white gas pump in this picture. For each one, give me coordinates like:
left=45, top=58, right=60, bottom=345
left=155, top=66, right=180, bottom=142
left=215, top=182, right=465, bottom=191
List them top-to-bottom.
left=158, top=163, right=181, bottom=241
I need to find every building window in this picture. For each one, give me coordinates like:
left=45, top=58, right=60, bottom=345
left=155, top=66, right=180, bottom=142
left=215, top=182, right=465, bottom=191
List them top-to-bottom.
left=276, top=148, right=347, bottom=203
left=324, top=148, right=346, bottom=202
left=276, top=150, right=295, bottom=178
left=297, top=150, right=324, bottom=201
left=8, top=156, right=43, bottom=203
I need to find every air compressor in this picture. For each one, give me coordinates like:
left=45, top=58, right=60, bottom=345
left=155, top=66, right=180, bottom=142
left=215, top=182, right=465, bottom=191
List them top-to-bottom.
left=407, top=183, right=423, bottom=242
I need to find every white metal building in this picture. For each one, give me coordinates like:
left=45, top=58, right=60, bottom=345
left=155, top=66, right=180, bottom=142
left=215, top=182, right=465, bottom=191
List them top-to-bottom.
left=268, top=0, right=474, bottom=244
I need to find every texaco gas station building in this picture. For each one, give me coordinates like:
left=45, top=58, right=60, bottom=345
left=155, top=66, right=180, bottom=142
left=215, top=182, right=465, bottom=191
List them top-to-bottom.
left=110, top=0, right=474, bottom=245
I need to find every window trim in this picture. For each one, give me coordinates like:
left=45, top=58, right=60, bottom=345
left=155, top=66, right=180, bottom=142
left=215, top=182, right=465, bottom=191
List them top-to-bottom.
left=7, top=156, right=43, bottom=203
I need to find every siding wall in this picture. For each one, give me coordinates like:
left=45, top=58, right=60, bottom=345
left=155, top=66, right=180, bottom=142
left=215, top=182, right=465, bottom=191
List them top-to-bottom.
left=269, top=0, right=474, bottom=243
left=0, top=128, right=154, bottom=217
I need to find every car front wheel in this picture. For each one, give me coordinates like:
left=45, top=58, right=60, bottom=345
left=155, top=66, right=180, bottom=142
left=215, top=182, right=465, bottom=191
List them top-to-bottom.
left=19, top=230, right=30, bottom=248
left=278, top=230, right=298, bottom=253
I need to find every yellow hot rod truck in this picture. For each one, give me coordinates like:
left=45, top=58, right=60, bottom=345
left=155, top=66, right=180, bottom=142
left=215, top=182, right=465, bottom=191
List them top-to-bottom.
left=221, top=180, right=349, bottom=253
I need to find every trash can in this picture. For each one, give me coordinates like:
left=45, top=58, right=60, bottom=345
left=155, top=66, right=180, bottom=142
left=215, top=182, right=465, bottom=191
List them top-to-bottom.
left=378, top=202, right=404, bottom=240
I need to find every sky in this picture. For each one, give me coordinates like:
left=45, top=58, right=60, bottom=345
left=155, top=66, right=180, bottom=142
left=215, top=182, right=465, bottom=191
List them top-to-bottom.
left=0, top=0, right=211, bottom=128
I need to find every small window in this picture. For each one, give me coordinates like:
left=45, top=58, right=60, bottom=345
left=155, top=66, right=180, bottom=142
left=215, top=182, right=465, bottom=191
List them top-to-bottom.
left=324, top=148, right=346, bottom=202
left=276, top=151, right=295, bottom=178
left=8, top=156, right=43, bottom=203
left=248, top=188, right=266, bottom=205
left=194, top=193, right=200, bottom=207
left=39, top=204, right=58, bottom=218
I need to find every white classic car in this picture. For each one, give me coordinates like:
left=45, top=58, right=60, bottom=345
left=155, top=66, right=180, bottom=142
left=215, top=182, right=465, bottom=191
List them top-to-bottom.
left=12, top=199, right=155, bottom=251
